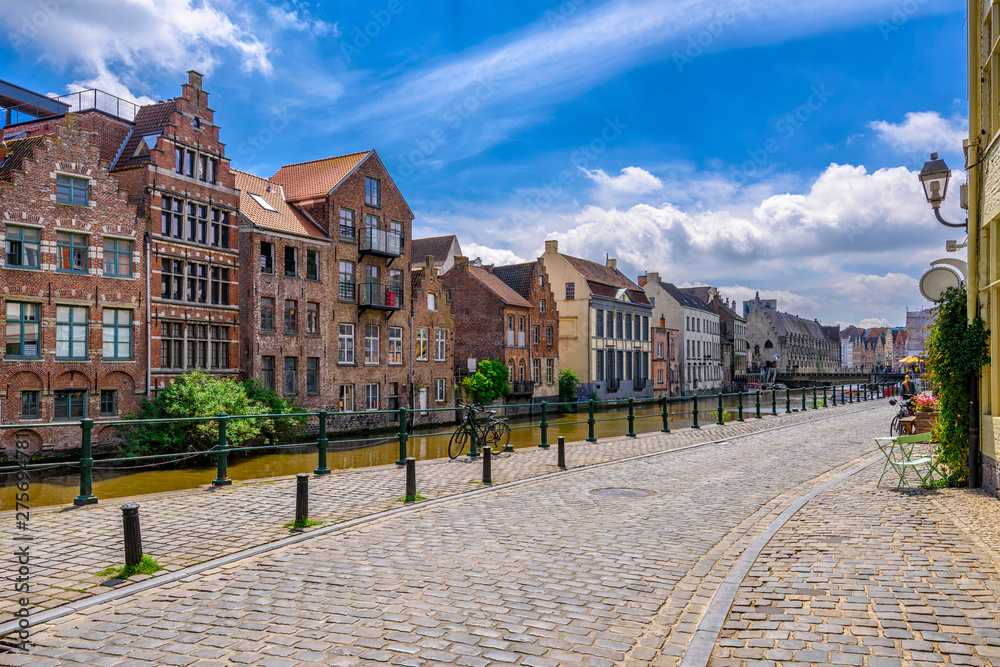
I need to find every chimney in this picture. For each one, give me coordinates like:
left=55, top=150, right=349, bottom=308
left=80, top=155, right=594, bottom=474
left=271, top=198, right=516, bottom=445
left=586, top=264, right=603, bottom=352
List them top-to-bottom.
left=187, top=70, right=204, bottom=90
left=544, top=239, right=558, bottom=253
left=425, top=255, right=434, bottom=271
left=455, top=256, right=469, bottom=269
left=606, top=258, right=617, bottom=271
left=645, top=271, right=659, bottom=287
left=637, top=275, right=646, bottom=287
left=659, top=315, right=665, bottom=328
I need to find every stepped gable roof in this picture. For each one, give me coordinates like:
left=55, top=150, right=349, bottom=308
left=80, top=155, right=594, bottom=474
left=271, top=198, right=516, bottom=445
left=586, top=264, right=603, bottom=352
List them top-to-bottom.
left=112, top=100, right=176, bottom=170
left=0, top=136, right=44, bottom=182
left=271, top=150, right=372, bottom=201
left=233, top=169, right=328, bottom=239
left=411, top=235, right=457, bottom=267
left=561, top=253, right=650, bottom=305
left=491, top=262, right=535, bottom=300
left=467, top=265, right=531, bottom=308
left=658, top=281, right=712, bottom=313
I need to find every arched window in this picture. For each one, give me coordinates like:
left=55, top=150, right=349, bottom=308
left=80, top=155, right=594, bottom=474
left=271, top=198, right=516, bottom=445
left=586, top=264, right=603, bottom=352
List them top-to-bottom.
left=507, top=359, right=515, bottom=380
left=518, top=359, right=526, bottom=381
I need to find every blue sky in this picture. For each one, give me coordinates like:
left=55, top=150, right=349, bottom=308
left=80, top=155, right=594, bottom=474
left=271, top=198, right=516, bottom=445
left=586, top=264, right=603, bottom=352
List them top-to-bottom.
left=0, top=0, right=969, bottom=327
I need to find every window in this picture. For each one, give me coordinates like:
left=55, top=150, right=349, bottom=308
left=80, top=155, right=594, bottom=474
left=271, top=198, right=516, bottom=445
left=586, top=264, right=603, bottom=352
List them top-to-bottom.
left=193, top=116, right=201, bottom=129
left=175, top=146, right=184, bottom=173
left=186, top=150, right=195, bottom=178
left=199, top=155, right=208, bottom=182
left=56, top=174, right=88, bottom=206
left=365, top=177, right=381, bottom=206
left=161, top=197, right=183, bottom=238
left=187, top=203, right=208, bottom=244
left=339, top=208, right=356, bottom=238
left=210, top=209, right=229, bottom=248
left=366, top=214, right=380, bottom=235
left=5, top=226, right=40, bottom=269
left=103, top=238, right=132, bottom=277
left=260, top=241, right=274, bottom=273
left=284, top=247, right=297, bottom=277
left=306, top=249, right=319, bottom=281
left=339, top=261, right=356, bottom=300
left=186, top=263, right=207, bottom=303
left=210, top=267, right=230, bottom=305
left=390, top=269, right=403, bottom=302
left=565, top=282, right=575, bottom=300
left=428, top=292, right=437, bottom=311
left=260, top=297, right=276, bottom=331
left=540, top=299, right=546, bottom=313
left=284, top=300, right=297, bottom=333
left=5, top=302, right=40, bottom=358
left=306, top=302, right=319, bottom=335
left=56, top=306, right=88, bottom=359
left=102, top=309, right=132, bottom=359
left=595, top=309, right=604, bottom=337
left=606, top=311, right=613, bottom=339
left=616, top=312, right=623, bottom=339
left=625, top=313, right=633, bottom=340
left=507, top=315, right=515, bottom=346
left=518, top=316, right=526, bottom=347
left=643, top=316, right=649, bottom=341
left=160, top=322, right=183, bottom=369
left=185, top=324, right=208, bottom=369
left=338, top=324, right=355, bottom=363
left=365, top=325, right=379, bottom=364
left=532, top=325, right=540, bottom=346
left=210, top=326, right=230, bottom=369
left=546, top=326, right=554, bottom=347
left=389, top=327, right=403, bottom=365
left=416, top=328, right=428, bottom=361
left=434, top=329, right=447, bottom=361
left=657, top=342, right=664, bottom=358
left=596, top=350, right=605, bottom=381
left=626, top=350, right=633, bottom=380
left=261, top=356, right=275, bottom=389
left=284, top=357, right=298, bottom=395
left=306, top=357, right=319, bottom=395
left=546, top=358, right=555, bottom=384
left=507, top=359, right=515, bottom=381
left=518, top=359, right=526, bottom=381
left=533, top=359, right=541, bottom=384
left=658, top=369, right=664, bottom=384
left=435, top=378, right=446, bottom=402
left=388, top=382, right=400, bottom=410
left=365, top=383, right=379, bottom=410
left=339, top=385, right=354, bottom=412
left=100, top=389, right=117, bottom=416
left=54, top=390, right=86, bottom=420
left=21, top=391, right=39, bottom=419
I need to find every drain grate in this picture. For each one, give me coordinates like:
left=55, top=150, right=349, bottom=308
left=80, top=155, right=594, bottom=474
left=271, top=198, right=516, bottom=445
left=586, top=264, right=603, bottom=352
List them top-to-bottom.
left=591, top=488, right=654, bottom=498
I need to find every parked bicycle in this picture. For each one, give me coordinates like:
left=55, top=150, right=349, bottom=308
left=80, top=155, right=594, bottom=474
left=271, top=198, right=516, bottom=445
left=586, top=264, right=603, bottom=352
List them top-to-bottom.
left=889, top=397, right=914, bottom=437
left=449, top=401, right=511, bottom=459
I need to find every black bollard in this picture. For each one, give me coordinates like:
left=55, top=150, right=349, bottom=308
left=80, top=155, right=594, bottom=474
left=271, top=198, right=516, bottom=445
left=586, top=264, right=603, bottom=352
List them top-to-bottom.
left=557, top=436, right=566, bottom=469
left=483, top=446, right=492, bottom=485
left=405, top=457, right=416, bottom=501
left=295, top=473, right=309, bottom=525
left=121, top=503, right=143, bottom=567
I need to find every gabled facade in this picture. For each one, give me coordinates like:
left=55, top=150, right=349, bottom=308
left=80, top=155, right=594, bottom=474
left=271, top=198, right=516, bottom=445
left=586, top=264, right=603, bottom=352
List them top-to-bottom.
left=1, top=116, right=145, bottom=456
left=234, top=169, right=331, bottom=410
left=411, top=235, right=462, bottom=274
left=540, top=240, right=652, bottom=400
left=410, top=257, right=455, bottom=420
left=443, top=257, right=536, bottom=403
left=491, top=259, right=560, bottom=402
left=681, top=286, right=748, bottom=389
left=745, top=294, right=840, bottom=372
left=651, top=316, right=680, bottom=397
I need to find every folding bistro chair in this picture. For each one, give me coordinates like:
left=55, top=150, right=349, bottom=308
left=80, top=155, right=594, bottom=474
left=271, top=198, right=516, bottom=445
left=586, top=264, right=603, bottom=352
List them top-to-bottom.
left=878, top=432, right=938, bottom=489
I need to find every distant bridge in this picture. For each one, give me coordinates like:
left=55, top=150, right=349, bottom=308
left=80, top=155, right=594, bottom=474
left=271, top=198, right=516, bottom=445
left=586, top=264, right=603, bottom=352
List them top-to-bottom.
left=775, top=371, right=904, bottom=387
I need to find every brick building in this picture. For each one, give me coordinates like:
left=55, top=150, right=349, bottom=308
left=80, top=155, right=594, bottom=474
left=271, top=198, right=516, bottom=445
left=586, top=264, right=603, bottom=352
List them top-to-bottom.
left=1, top=116, right=145, bottom=456
left=270, top=149, right=414, bottom=425
left=234, top=169, right=331, bottom=410
left=411, top=234, right=462, bottom=274
left=410, top=257, right=455, bottom=420
left=443, top=257, right=537, bottom=407
left=491, top=259, right=560, bottom=403
left=651, top=317, right=680, bottom=397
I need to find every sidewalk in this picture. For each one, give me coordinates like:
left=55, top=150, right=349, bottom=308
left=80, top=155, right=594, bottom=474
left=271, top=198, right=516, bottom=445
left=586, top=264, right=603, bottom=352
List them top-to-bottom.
left=1, top=403, right=881, bottom=621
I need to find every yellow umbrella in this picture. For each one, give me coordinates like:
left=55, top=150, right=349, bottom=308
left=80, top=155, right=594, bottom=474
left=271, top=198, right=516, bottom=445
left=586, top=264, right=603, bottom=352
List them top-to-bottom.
left=899, top=355, right=922, bottom=364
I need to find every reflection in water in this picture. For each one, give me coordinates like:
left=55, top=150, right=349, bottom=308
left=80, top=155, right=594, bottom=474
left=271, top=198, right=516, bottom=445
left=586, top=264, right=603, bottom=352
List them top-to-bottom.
left=1, top=390, right=847, bottom=510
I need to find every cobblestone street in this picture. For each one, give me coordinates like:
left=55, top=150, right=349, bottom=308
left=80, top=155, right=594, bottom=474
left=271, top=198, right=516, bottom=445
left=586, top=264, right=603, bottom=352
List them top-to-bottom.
left=4, top=401, right=1000, bottom=666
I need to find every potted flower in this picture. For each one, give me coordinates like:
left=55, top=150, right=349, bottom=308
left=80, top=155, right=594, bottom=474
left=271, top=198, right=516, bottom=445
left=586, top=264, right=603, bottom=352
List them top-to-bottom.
left=911, top=393, right=939, bottom=433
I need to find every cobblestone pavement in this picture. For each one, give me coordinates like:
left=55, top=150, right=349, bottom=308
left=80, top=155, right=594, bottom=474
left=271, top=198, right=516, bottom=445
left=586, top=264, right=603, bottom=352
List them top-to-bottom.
left=0, top=403, right=881, bottom=619
left=0, top=404, right=896, bottom=665
left=711, top=465, right=1000, bottom=667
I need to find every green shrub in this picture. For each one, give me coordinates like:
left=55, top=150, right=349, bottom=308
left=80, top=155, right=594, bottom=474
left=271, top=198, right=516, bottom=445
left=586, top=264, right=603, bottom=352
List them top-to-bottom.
left=462, top=359, right=510, bottom=405
left=558, top=368, right=580, bottom=412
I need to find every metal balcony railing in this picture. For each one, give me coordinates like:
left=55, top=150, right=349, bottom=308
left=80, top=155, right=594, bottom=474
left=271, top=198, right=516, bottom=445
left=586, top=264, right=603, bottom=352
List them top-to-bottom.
left=4, top=89, right=140, bottom=127
left=359, top=227, right=402, bottom=258
left=358, top=281, right=402, bottom=310
left=510, top=380, right=535, bottom=395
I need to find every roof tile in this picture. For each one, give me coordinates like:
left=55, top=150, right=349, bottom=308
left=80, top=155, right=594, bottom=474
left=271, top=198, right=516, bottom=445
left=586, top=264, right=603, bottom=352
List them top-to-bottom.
left=271, top=150, right=371, bottom=201
left=234, top=169, right=329, bottom=240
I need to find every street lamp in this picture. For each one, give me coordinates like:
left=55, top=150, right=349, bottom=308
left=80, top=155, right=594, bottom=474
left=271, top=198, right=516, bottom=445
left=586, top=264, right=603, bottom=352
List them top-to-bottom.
left=919, top=152, right=964, bottom=228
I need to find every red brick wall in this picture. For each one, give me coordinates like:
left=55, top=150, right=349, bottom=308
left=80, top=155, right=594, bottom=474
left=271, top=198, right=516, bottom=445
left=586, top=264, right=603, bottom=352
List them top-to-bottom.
left=0, top=116, right=145, bottom=456
left=411, top=261, right=455, bottom=422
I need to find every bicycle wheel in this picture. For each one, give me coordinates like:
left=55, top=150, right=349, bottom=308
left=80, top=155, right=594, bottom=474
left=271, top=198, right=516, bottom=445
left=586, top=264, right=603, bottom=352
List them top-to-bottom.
left=890, top=416, right=902, bottom=437
left=487, top=421, right=511, bottom=451
left=448, top=427, right=469, bottom=459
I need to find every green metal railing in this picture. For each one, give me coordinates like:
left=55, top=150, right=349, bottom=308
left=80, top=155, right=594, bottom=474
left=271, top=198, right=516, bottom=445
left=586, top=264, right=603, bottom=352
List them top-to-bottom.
left=0, top=381, right=892, bottom=506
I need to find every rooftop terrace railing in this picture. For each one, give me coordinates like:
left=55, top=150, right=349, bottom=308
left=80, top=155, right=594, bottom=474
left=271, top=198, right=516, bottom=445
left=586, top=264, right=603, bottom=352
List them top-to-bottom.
left=4, top=89, right=140, bottom=128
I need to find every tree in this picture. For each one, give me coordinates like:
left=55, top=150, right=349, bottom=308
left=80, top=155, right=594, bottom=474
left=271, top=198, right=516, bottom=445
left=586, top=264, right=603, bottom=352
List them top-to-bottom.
left=925, top=285, right=989, bottom=486
left=462, top=359, right=510, bottom=405
left=558, top=368, right=580, bottom=405
left=118, top=371, right=304, bottom=457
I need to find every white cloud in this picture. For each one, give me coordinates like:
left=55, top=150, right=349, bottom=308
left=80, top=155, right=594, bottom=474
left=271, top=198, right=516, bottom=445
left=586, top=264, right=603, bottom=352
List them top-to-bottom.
left=1, top=0, right=271, bottom=102
left=267, top=5, right=335, bottom=36
left=868, top=111, right=968, bottom=155
left=582, top=166, right=662, bottom=195
left=461, top=241, right=527, bottom=267
left=715, top=286, right=820, bottom=316
left=857, top=317, right=891, bottom=328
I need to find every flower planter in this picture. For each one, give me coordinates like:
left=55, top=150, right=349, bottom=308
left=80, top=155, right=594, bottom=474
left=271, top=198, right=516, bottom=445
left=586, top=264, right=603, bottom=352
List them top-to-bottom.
left=911, top=411, right=938, bottom=434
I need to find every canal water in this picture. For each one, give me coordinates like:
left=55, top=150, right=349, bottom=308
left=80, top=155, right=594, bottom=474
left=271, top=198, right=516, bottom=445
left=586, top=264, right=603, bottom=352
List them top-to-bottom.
left=1, top=389, right=855, bottom=510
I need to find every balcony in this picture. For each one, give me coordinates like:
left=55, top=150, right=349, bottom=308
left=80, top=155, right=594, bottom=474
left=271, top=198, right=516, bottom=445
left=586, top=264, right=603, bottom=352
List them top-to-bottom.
left=4, top=88, right=139, bottom=128
left=359, top=227, right=402, bottom=261
left=358, top=281, right=403, bottom=314
left=510, top=380, right=535, bottom=395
